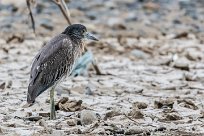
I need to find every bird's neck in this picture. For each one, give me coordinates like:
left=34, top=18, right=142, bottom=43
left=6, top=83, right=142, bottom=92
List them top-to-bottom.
left=71, top=38, right=84, bottom=54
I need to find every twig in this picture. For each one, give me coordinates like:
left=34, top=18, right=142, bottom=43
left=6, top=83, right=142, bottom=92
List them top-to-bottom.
left=26, top=0, right=35, bottom=34
left=52, top=0, right=72, bottom=25
left=61, top=0, right=71, bottom=21
left=92, top=60, right=103, bottom=75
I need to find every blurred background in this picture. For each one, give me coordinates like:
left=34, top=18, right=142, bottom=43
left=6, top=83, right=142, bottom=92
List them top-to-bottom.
left=1, top=0, right=204, bottom=135
left=1, top=0, right=204, bottom=40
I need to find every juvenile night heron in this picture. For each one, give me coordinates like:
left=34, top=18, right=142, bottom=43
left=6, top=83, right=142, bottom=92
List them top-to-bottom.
left=27, top=24, right=98, bottom=119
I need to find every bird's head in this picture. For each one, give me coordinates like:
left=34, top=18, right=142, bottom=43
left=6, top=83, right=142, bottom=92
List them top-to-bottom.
left=62, top=24, right=98, bottom=41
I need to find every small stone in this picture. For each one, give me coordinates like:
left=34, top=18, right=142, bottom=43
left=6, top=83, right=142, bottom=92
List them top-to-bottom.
left=131, top=49, right=150, bottom=59
left=186, top=50, right=202, bottom=61
left=173, top=59, right=189, bottom=71
left=185, top=72, right=197, bottom=81
left=0, top=82, right=6, bottom=89
left=84, top=86, right=94, bottom=95
left=56, top=97, right=84, bottom=112
left=154, top=99, right=174, bottom=109
left=128, top=102, right=145, bottom=119
left=133, top=102, right=148, bottom=109
left=104, top=109, right=121, bottom=120
left=128, top=109, right=144, bottom=119
left=80, top=110, right=98, bottom=125
left=200, top=110, right=204, bottom=118
left=164, top=113, right=182, bottom=121
left=38, top=119, right=46, bottom=127
left=67, top=119, right=77, bottom=126
left=125, top=126, right=146, bottom=135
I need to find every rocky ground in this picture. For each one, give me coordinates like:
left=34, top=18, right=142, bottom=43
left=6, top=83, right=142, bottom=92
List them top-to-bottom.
left=1, top=0, right=204, bottom=135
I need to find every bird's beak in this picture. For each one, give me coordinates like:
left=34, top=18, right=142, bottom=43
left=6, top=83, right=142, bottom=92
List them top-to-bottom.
left=84, top=32, right=99, bottom=41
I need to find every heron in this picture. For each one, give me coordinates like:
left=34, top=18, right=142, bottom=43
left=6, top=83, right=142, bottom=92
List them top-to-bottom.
left=26, top=24, right=98, bottom=120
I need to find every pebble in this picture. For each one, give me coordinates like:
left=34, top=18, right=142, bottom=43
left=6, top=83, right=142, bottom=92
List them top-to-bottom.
left=131, top=49, right=150, bottom=59
left=80, top=110, right=98, bottom=125
left=67, top=118, right=77, bottom=126
left=125, top=126, right=147, bottom=135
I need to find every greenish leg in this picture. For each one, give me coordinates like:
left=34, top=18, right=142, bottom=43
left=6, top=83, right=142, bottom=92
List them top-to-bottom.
left=50, top=86, right=56, bottom=120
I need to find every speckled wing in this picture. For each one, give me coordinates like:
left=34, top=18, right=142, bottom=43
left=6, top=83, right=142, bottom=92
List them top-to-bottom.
left=27, top=34, right=73, bottom=104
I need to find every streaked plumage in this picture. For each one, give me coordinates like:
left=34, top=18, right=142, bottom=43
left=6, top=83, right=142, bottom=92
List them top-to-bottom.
left=27, top=24, right=98, bottom=105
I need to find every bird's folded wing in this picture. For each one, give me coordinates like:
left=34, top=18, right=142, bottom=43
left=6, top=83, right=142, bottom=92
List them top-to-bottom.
left=29, top=34, right=72, bottom=86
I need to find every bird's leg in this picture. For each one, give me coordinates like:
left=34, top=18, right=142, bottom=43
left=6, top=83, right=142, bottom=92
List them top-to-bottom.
left=50, top=86, right=56, bottom=120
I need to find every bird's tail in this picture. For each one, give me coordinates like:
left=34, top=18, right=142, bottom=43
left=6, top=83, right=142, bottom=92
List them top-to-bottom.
left=26, top=83, right=51, bottom=106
